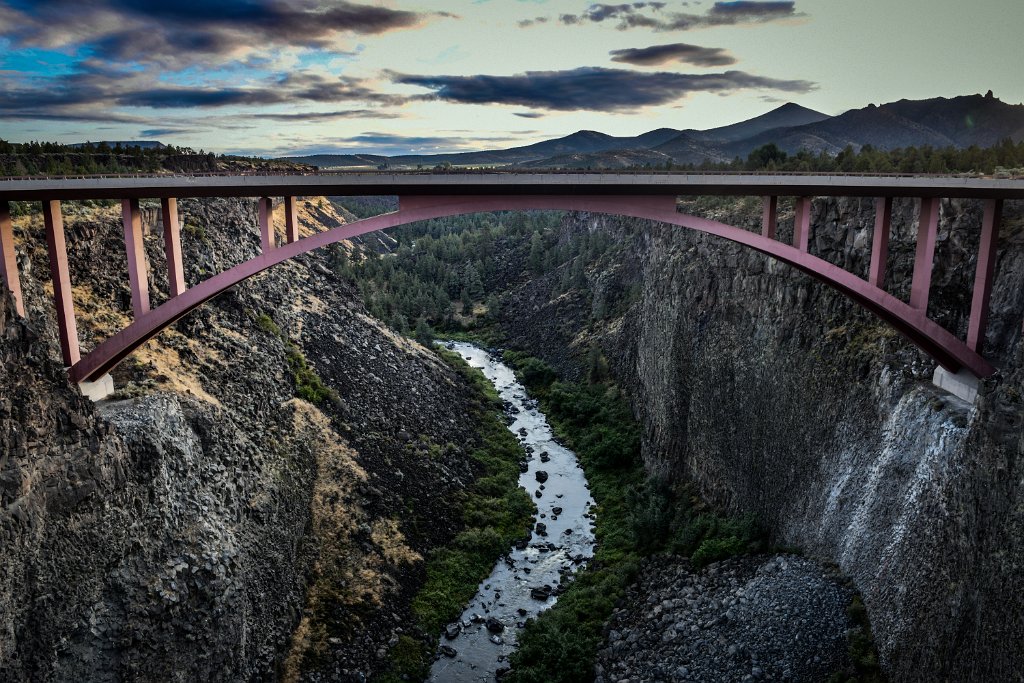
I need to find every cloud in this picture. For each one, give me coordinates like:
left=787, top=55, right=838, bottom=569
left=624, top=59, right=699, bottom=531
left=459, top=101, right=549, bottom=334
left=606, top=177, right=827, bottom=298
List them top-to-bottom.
left=0, top=0, right=445, bottom=69
left=554, top=1, right=801, bottom=31
left=517, top=16, right=548, bottom=27
left=609, top=43, right=736, bottom=67
left=0, top=62, right=408, bottom=122
left=392, top=67, right=815, bottom=111
left=249, top=110, right=402, bottom=122
left=514, top=112, right=545, bottom=118
left=140, top=127, right=191, bottom=137
left=278, top=131, right=533, bottom=156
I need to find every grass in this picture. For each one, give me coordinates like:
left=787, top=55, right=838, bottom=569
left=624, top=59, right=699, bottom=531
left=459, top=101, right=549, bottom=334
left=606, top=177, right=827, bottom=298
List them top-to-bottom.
left=378, top=347, right=535, bottom=682
left=500, top=351, right=765, bottom=683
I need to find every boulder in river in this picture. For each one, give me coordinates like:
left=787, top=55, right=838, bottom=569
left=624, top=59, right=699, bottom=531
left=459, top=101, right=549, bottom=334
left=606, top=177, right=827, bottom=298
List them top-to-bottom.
left=535, top=471, right=548, bottom=483
left=552, top=506, right=563, bottom=516
left=535, top=522, right=547, bottom=536
left=530, top=586, right=552, bottom=601
left=485, top=617, right=505, bottom=634
left=444, top=623, right=461, bottom=640
left=440, top=645, right=457, bottom=658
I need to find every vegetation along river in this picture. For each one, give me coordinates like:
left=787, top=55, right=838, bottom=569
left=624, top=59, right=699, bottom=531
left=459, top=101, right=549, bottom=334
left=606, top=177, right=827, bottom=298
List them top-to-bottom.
left=428, top=342, right=597, bottom=682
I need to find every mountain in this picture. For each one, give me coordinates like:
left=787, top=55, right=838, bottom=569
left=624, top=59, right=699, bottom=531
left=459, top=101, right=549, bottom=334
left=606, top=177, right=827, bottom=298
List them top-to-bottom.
left=881, top=92, right=1024, bottom=147
left=280, top=93, right=1024, bottom=170
left=724, top=94, right=1024, bottom=157
left=692, top=102, right=831, bottom=143
left=727, top=105, right=953, bottom=156
left=284, top=129, right=682, bottom=169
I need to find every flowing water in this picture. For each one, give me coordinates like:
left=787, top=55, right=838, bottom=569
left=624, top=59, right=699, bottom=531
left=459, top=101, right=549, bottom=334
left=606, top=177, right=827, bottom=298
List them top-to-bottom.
left=428, top=342, right=597, bottom=682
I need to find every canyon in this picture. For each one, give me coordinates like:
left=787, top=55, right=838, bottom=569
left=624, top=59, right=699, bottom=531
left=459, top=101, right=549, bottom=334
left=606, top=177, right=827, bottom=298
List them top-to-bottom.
left=1, top=191, right=1021, bottom=681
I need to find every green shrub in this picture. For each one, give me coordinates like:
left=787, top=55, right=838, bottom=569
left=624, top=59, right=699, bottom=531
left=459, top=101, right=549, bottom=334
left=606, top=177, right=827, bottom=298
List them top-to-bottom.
left=691, top=536, right=749, bottom=568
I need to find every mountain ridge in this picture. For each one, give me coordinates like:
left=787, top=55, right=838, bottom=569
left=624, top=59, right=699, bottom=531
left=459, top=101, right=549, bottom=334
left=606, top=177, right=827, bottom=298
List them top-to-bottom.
left=280, top=93, right=1024, bottom=170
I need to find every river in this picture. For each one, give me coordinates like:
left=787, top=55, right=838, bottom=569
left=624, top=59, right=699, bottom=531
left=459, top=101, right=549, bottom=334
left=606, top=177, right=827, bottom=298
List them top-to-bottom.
left=428, top=342, right=597, bottom=682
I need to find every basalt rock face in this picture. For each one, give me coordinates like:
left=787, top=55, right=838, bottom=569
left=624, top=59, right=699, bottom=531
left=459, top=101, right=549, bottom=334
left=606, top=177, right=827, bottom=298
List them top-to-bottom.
left=1, top=197, right=482, bottom=681
left=499, top=197, right=1024, bottom=681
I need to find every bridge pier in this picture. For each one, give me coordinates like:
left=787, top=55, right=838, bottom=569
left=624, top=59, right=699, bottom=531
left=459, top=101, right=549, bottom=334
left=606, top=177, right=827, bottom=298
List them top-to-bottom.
left=285, top=196, right=299, bottom=244
left=761, top=196, right=777, bottom=238
left=258, top=197, right=274, bottom=252
left=869, top=197, right=892, bottom=288
left=910, top=197, right=940, bottom=311
left=122, top=198, right=150, bottom=317
left=161, top=198, right=186, bottom=297
left=967, top=198, right=1002, bottom=353
left=42, top=199, right=80, bottom=366
left=0, top=200, right=24, bottom=317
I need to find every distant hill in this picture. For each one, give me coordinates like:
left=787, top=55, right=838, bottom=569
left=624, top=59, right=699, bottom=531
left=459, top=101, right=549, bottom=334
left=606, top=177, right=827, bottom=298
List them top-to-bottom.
left=280, top=93, right=1024, bottom=170
left=69, top=140, right=167, bottom=150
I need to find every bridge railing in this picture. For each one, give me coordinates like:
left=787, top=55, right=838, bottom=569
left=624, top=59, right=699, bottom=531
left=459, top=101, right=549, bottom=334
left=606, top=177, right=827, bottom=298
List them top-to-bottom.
left=0, top=169, right=1018, bottom=182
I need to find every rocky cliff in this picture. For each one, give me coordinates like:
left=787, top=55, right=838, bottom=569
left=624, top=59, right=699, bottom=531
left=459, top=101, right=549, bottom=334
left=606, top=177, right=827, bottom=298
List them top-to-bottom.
left=497, top=196, right=1024, bottom=681
left=1, top=197, right=486, bottom=681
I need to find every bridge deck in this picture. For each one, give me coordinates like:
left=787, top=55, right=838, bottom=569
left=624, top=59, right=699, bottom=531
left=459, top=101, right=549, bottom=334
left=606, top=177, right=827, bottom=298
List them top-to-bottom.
left=2, top=172, right=1023, bottom=201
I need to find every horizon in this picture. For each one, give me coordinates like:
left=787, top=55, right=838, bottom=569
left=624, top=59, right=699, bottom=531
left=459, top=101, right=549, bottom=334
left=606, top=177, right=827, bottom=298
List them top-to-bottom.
left=1, top=1, right=1022, bottom=157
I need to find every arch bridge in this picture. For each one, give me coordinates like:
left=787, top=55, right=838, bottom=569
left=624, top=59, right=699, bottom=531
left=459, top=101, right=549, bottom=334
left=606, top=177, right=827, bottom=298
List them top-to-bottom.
left=0, top=172, right=1021, bottom=392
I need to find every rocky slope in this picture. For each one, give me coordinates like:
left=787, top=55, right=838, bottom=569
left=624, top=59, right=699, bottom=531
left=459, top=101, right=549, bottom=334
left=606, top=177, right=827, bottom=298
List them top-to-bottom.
left=1, top=196, right=489, bottom=681
left=497, top=196, right=1024, bottom=681
left=596, top=554, right=854, bottom=683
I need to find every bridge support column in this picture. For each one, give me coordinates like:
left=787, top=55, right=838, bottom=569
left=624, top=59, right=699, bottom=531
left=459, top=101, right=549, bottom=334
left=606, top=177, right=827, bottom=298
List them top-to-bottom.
left=284, top=196, right=299, bottom=244
left=761, top=196, right=777, bottom=239
left=793, top=196, right=811, bottom=251
left=258, top=197, right=274, bottom=253
left=869, top=197, right=892, bottom=288
left=910, top=197, right=940, bottom=311
left=122, top=198, right=150, bottom=317
left=161, top=198, right=186, bottom=298
left=967, top=198, right=1002, bottom=352
left=0, top=200, right=24, bottom=317
left=42, top=200, right=80, bottom=366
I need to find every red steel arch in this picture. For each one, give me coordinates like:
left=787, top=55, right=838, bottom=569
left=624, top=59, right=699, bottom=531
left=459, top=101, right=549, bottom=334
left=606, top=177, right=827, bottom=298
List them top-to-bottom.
left=68, top=194, right=994, bottom=384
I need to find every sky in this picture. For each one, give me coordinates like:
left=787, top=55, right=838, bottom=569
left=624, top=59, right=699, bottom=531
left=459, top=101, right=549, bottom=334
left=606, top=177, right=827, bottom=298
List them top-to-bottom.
left=0, top=0, right=1021, bottom=157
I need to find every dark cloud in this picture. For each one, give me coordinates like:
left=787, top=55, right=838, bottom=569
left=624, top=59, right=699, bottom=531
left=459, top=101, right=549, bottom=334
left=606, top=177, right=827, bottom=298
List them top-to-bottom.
left=1, top=0, right=443, bottom=68
left=555, top=1, right=801, bottom=31
left=610, top=43, right=736, bottom=67
left=0, top=63, right=407, bottom=122
left=392, top=67, right=815, bottom=112
left=250, top=110, right=401, bottom=122
left=514, top=112, right=545, bottom=119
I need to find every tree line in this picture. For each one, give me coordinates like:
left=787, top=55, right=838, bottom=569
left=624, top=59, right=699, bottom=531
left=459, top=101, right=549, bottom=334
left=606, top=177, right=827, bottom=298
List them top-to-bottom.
left=694, top=137, right=1024, bottom=175
left=330, top=206, right=622, bottom=339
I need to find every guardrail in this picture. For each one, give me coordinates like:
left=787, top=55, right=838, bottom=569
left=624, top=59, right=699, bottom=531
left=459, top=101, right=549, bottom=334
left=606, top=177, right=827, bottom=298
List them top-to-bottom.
left=0, top=169, right=1019, bottom=182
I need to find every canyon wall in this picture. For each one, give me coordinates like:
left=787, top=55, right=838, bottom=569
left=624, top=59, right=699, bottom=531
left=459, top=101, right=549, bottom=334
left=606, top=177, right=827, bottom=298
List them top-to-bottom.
left=499, top=197, right=1024, bottom=682
left=0, top=198, right=483, bottom=681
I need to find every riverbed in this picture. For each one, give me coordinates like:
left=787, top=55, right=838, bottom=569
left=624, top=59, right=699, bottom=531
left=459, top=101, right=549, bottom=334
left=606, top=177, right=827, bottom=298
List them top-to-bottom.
left=428, top=342, right=596, bottom=682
